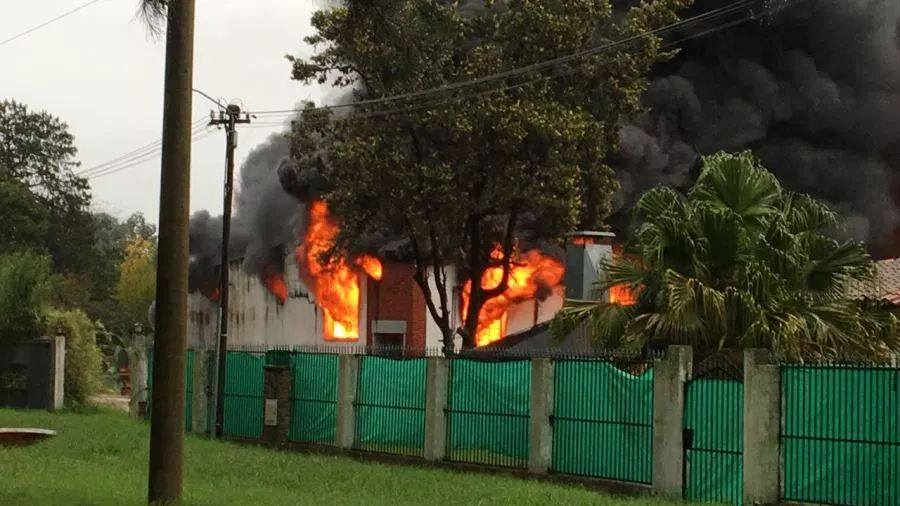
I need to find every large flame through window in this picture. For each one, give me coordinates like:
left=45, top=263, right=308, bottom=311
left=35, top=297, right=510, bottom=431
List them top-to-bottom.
left=296, top=200, right=383, bottom=340
left=462, top=246, right=565, bottom=347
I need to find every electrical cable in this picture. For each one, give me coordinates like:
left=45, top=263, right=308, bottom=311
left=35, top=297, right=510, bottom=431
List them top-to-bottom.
left=0, top=0, right=109, bottom=48
left=85, top=0, right=806, bottom=181
left=247, top=0, right=760, bottom=117
left=77, top=120, right=210, bottom=176
left=87, top=127, right=218, bottom=180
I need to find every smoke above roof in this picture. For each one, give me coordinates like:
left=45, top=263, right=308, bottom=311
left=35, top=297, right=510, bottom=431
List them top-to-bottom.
left=612, top=0, right=900, bottom=255
left=188, top=131, right=302, bottom=292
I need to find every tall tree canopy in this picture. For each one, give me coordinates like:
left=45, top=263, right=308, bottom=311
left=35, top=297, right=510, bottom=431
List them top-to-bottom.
left=284, top=0, right=689, bottom=350
left=0, top=99, right=94, bottom=275
left=553, top=151, right=899, bottom=362
left=116, top=236, right=157, bottom=326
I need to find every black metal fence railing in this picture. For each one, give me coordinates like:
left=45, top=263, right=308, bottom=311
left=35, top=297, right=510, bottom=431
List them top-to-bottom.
left=353, top=355, right=427, bottom=456
left=551, top=355, right=654, bottom=484
left=446, top=357, right=531, bottom=469
left=781, top=362, right=900, bottom=506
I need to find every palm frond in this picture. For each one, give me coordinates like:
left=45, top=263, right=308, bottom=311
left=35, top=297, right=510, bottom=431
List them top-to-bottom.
left=138, top=0, right=168, bottom=35
left=691, top=151, right=781, bottom=231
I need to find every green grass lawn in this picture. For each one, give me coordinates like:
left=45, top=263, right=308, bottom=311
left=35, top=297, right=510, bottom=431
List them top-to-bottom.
left=0, top=408, right=679, bottom=505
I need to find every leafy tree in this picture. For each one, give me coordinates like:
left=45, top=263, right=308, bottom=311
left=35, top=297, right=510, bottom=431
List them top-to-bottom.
left=285, top=0, right=688, bottom=351
left=0, top=99, right=94, bottom=277
left=553, top=151, right=899, bottom=362
left=0, top=174, right=49, bottom=254
left=116, top=236, right=157, bottom=325
left=0, top=251, right=51, bottom=342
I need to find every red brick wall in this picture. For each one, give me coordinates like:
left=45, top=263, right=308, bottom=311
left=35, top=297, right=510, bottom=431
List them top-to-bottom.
left=366, top=262, right=426, bottom=348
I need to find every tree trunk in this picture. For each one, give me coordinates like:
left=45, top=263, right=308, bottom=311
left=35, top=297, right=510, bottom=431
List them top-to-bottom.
left=148, top=0, right=195, bottom=503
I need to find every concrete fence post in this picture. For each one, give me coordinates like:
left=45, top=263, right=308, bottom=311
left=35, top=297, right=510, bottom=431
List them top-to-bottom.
left=49, top=334, right=65, bottom=411
left=652, top=345, right=692, bottom=497
left=191, top=349, right=211, bottom=434
left=743, top=349, right=780, bottom=505
left=336, top=354, right=360, bottom=449
left=424, top=356, right=449, bottom=461
left=529, top=357, right=554, bottom=474
left=262, top=365, right=293, bottom=447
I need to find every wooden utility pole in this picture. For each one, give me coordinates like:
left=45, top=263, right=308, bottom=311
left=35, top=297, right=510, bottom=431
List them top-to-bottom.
left=148, top=0, right=195, bottom=503
left=209, top=104, right=250, bottom=438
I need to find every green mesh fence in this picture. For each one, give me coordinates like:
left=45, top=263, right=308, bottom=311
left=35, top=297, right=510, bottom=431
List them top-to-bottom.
left=146, top=348, right=195, bottom=432
left=222, top=351, right=264, bottom=439
left=289, top=351, right=338, bottom=444
left=354, top=356, right=426, bottom=456
left=447, top=358, right=531, bottom=468
left=552, top=359, right=654, bottom=483
left=781, top=365, right=899, bottom=506
left=683, top=378, right=744, bottom=505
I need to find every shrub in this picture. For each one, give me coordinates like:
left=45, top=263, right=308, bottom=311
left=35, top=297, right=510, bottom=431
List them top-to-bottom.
left=0, top=251, right=51, bottom=342
left=45, top=309, right=104, bottom=406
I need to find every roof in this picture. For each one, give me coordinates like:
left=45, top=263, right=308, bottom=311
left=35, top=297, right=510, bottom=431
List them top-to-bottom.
left=846, top=258, right=900, bottom=306
left=487, top=320, right=595, bottom=353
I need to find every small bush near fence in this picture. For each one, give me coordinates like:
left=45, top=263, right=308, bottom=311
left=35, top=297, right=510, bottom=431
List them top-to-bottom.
left=45, top=309, right=103, bottom=406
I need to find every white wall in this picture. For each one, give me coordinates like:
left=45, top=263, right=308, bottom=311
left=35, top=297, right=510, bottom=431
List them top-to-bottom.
left=187, top=253, right=366, bottom=350
left=421, top=266, right=565, bottom=348
left=424, top=266, right=458, bottom=349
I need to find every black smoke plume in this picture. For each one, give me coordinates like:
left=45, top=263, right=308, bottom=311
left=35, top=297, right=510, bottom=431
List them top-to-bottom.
left=613, top=0, right=900, bottom=256
left=188, top=132, right=302, bottom=292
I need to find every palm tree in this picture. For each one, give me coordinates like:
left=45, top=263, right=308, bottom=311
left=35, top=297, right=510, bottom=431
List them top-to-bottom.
left=138, top=0, right=196, bottom=503
left=554, top=151, right=899, bottom=362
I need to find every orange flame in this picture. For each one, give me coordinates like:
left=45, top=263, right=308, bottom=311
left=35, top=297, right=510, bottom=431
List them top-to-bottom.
left=296, top=200, right=383, bottom=340
left=462, top=246, right=565, bottom=347
left=356, top=255, right=383, bottom=281
left=264, top=267, right=288, bottom=304
left=609, top=284, right=636, bottom=306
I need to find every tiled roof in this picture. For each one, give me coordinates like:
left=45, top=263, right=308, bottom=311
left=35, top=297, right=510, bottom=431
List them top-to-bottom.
left=846, top=258, right=900, bottom=305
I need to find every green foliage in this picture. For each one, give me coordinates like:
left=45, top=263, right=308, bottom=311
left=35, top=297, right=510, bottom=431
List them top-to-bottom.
left=285, top=0, right=689, bottom=348
left=554, top=151, right=899, bottom=362
left=0, top=174, right=49, bottom=254
left=115, top=236, right=157, bottom=325
left=0, top=251, right=51, bottom=342
left=44, top=309, right=104, bottom=405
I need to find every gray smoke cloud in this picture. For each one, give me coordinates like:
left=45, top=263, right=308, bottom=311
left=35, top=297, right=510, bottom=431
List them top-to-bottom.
left=613, top=0, right=900, bottom=254
left=188, top=130, right=302, bottom=292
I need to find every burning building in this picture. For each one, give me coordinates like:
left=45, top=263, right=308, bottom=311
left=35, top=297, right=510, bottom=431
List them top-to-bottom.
left=186, top=215, right=629, bottom=351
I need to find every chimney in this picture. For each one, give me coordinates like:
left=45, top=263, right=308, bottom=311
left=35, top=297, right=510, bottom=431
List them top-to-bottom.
left=564, top=231, right=614, bottom=300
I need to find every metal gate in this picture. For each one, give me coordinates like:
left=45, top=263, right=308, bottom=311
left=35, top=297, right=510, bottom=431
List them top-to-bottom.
left=683, top=354, right=744, bottom=505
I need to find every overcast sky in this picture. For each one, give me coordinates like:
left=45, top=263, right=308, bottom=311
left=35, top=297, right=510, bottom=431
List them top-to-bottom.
left=2, top=0, right=330, bottom=222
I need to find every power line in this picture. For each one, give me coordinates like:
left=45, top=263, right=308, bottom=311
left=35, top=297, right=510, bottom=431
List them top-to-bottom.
left=0, top=0, right=109, bottom=48
left=83, top=0, right=802, bottom=181
left=248, top=0, right=760, bottom=117
left=256, top=0, right=772, bottom=128
left=77, top=120, right=210, bottom=177
left=87, top=128, right=217, bottom=180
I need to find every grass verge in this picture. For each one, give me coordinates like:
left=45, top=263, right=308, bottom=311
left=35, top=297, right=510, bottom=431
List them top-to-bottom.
left=0, top=408, right=679, bottom=505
